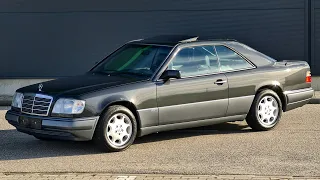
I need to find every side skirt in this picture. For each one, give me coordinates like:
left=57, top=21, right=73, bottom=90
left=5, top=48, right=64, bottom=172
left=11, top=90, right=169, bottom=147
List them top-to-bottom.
left=138, top=114, right=246, bottom=137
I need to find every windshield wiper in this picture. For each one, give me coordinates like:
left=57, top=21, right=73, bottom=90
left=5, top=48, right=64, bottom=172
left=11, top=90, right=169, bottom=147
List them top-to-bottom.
left=92, top=69, right=150, bottom=77
left=92, top=70, right=117, bottom=75
left=114, top=70, right=148, bottom=77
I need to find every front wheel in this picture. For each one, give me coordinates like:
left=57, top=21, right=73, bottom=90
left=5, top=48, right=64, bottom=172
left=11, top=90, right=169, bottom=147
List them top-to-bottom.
left=246, top=89, right=283, bottom=131
left=93, top=105, right=137, bottom=152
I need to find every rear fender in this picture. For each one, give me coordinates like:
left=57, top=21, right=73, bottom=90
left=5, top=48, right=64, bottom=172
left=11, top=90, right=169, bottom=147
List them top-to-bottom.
left=255, top=80, right=283, bottom=92
left=255, top=81, right=287, bottom=111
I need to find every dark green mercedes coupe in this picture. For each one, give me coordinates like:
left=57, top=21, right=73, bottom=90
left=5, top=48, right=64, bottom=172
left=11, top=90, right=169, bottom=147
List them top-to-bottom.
left=6, top=35, right=314, bottom=151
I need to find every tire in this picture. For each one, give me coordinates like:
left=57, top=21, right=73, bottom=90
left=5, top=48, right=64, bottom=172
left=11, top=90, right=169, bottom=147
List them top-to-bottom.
left=246, top=89, right=283, bottom=131
left=93, top=105, right=137, bottom=152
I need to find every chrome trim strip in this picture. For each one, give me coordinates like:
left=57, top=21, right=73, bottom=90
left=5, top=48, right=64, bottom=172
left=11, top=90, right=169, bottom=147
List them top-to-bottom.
left=179, top=36, right=198, bottom=43
left=127, top=39, right=144, bottom=43
left=176, top=42, right=257, bottom=68
left=131, top=43, right=174, bottom=47
left=153, top=43, right=256, bottom=82
left=151, top=44, right=180, bottom=81
left=219, top=66, right=256, bottom=73
left=156, top=71, right=222, bottom=81
left=284, top=88, right=314, bottom=95
left=21, top=93, right=53, bottom=116
left=137, top=95, right=255, bottom=111
left=228, top=95, right=254, bottom=100
left=156, top=98, right=227, bottom=109
left=287, top=98, right=312, bottom=105
left=32, top=100, right=51, bottom=103
left=22, top=102, right=50, bottom=106
left=30, top=104, right=50, bottom=108
left=22, top=107, right=47, bottom=112
left=137, top=108, right=158, bottom=112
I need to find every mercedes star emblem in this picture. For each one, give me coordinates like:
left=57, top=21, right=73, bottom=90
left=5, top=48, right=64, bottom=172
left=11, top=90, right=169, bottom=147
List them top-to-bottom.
left=38, top=83, right=43, bottom=92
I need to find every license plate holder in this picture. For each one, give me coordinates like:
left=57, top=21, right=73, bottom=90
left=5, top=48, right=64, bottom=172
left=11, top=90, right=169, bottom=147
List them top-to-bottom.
left=19, top=117, right=42, bottom=129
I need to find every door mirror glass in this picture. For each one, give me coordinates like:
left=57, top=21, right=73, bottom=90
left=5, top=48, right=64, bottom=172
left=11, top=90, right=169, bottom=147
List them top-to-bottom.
left=160, top=70, right=181, bottom=80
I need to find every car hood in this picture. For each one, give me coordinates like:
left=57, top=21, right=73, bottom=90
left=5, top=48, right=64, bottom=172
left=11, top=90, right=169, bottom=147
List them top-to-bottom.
left=18, top=73, right=148, bottom=97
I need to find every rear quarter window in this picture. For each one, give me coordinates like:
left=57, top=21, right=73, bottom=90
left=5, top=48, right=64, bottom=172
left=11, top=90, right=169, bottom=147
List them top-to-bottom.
left=215, top=45, right=254, bottom=72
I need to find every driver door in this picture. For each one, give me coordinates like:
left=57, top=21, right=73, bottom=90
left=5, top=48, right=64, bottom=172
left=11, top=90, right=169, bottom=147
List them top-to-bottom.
left=156, top=45, right=229, bottom=125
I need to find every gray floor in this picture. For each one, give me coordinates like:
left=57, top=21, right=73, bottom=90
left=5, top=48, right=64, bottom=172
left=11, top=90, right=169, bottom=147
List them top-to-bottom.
left=0, top=105, right=319, bottom=176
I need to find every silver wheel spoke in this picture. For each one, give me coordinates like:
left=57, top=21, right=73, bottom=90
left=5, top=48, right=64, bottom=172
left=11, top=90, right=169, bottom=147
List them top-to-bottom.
left=257, top=95, right=279, bottom=126
left=271, top=107, right=277, bottom=114
left=258, top=112, right=264, bottom=120
left=106, top=113, right=132, bottom=147
left=266, top=115, right=271, bottom=123
left=107, top=120, right=116, bottom=130
left=121, top=121, right=130, bottom=130
left=123, top=129, right=131, bottom=136
left=119, top=132, right=130, bottom=142
left=115, top=137, right=123, bottom=145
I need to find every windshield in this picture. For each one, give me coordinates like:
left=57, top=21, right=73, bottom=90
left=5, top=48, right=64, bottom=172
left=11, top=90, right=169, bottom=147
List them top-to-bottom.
left=92, top=44, right=172, bottom=77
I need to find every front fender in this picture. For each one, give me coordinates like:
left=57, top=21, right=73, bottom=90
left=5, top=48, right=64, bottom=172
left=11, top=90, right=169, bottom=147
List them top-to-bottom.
left=80, top=82, right=157, bottom=128
left=98, top=95, right=132, bottom=114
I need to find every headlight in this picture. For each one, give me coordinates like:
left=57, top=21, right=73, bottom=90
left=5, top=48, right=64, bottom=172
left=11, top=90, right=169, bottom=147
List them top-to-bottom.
left=11, top=92, right=23, bottom=108
left=52, top=98, right=85, bottom=114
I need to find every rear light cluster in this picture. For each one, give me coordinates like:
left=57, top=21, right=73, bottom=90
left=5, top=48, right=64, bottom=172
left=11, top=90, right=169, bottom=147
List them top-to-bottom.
left=306, top=71, right=312, bottom=83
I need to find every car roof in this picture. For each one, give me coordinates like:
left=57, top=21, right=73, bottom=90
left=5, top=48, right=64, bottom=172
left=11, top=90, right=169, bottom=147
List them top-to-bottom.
left=132, top=35, right=276, bottom=67
left=135, top=35, right=238, bottom=46
left=136, top=35, right=199, bottom=46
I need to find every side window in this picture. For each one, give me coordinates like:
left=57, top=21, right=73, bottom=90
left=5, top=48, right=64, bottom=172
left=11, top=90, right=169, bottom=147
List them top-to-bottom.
left=169, top=45, right=219, bottom=77
left=215, top=45, right=253, bottom=72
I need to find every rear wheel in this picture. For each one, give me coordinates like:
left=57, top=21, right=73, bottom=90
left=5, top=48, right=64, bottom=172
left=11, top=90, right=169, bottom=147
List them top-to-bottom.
left=246, top=89, right=282, bottom=131
left=93, top=105, right=137, bottom=152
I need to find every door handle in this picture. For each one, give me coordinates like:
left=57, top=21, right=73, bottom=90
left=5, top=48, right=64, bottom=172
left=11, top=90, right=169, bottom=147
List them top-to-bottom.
left=214, top=79, right=227, bottom=85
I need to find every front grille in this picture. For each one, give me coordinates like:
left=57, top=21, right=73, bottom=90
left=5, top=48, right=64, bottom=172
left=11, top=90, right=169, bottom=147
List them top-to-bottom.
left=21, top=94, right=53, bottom=116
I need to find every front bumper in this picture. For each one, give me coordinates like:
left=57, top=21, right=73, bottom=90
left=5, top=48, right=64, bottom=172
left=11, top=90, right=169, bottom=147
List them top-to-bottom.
left=284, top=87, right=314, bottom=111
left=5, top=110, right=99, bottom=141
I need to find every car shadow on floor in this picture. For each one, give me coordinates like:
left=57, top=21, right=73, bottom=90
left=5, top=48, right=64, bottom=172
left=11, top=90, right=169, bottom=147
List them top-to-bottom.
left=0, top=122, right=251, bottom=161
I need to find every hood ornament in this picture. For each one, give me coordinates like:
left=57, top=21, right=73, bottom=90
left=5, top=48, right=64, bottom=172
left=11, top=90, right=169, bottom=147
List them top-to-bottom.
left=38, top=83, right=43, bottom=92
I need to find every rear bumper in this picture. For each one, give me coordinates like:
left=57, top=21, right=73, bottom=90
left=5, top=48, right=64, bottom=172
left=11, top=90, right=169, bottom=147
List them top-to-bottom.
left=284, top=88, right=314, bottom=111
left=5, top=110, right=99, bottom=141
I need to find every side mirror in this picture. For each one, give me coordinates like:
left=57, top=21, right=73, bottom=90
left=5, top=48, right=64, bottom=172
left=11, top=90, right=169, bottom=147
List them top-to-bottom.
left=160, top=70, right=181, bottom=80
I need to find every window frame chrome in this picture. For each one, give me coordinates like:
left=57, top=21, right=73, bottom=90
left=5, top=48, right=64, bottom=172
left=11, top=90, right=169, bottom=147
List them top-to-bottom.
left=153, top=42, right=257, bottom=81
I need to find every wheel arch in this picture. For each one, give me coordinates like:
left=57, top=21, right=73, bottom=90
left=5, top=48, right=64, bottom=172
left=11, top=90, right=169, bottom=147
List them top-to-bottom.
left=255, top=84, right=287, bottom=111
left=98, top=100, right=142, bottom=135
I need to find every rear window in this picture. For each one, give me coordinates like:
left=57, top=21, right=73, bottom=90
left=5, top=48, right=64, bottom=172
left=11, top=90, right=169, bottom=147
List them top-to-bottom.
left=238, top=43, right=277, bottom=62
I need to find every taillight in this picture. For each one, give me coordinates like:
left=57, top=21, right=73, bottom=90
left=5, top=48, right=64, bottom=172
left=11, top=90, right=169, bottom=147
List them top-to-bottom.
left=306, top=71, right=312, bottom=83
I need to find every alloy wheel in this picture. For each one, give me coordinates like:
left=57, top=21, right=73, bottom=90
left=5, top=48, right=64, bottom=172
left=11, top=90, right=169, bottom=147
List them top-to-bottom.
left=257, top=95, right=279, bottom=126
left=106, top=113, right=132, bottom=147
